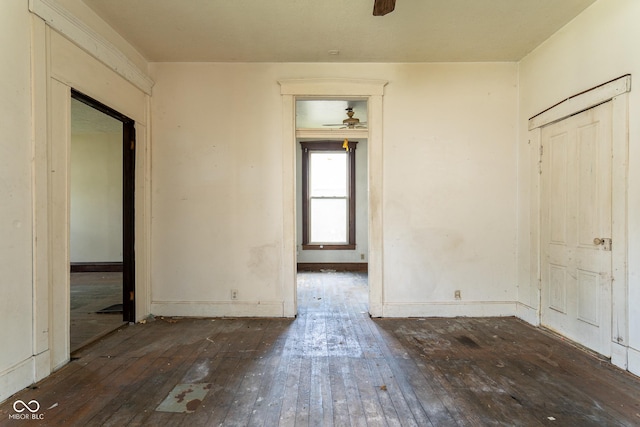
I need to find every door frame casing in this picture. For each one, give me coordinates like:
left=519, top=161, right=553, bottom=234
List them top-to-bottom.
left=32, top=23, right=151, bottom=376
left=528, top=75, right=631, bottom=369
left=279, top=79, right=387, bottom=317
left=70, top=89, right=136, bottom=323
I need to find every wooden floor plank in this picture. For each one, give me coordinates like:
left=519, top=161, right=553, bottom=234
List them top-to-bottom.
left=2, top=272, right=640, bottom=427
left=70, top=272, right=125, bottom=353
left=361, top=319, right=447, bottom=426
left=381, top=319, right=501, bottom=426
left=245, top=351, right=285, bottom=427
left=251, top=353, right=289, bottom=427
left=184, top=355, right=243, bottom=426
left=277, top=355, right=302, bottom=426
left=90, top=356, right=176, bottom=427
left=294, top=356, right=312, bottom=426
left=310, top=356, right=334, bottom=427
left=327, top=356, right=352, bottom=427
left=339, top=357, right=367, bottom=427
left=350, top=357, right=386, bottom=427
left=363, top=357, right=410, bottom=427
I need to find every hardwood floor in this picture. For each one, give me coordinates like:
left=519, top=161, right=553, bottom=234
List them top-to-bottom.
left=2, top=271, right=640, bottom=426
left=70, top=272, right=125, bottom=352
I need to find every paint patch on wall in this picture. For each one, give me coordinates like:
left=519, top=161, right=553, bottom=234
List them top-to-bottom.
left=247, top=243, right=279, bottom=279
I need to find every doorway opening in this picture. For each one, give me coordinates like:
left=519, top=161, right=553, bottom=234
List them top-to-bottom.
left=69, top=90, right=136, bottom=352
left=294, top=99, right=369, bottom=313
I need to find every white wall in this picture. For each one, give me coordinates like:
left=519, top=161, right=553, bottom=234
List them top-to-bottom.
left=518, top=0, right=640, bottom=374
left=0, top=2, right=36, bottom=403
left=149, top=62, right=518, bottom=317
left=149, top=63, right=286, bottom=315
left=382, top=64, right=519, bottom=315
left=70, top=131, right=123, bottom=262
left=296, top=139, right=369, bottom=264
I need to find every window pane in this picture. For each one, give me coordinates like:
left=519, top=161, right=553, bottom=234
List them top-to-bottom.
left=296, top=99, right=368, bottom=129
left=310, top=152, right=347, bottom=197
left=310, top=198, right=347, bottom=243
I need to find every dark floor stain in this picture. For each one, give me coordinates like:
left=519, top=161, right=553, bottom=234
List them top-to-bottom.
left=456, top=335, right=480, bottom=348
left=175, top=388, right=193, bottom=403
left=186, top=399, right=201, bottom=412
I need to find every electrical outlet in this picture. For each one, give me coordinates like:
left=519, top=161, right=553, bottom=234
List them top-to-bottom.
left=360, top=253, right=365, bottom=260
left=231, top=289, right=238, bottom=300
left=454, top=290, right=461, bottom=300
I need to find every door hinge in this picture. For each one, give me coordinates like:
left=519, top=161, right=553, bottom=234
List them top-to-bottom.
left=130, top=140, right=135, bottom=150
left=538, top=145, right=544, bottom=175
left=129, top=291, right=135, bottom=301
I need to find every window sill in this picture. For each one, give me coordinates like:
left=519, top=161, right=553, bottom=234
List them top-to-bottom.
left=302, top=244, right=356, bottom=250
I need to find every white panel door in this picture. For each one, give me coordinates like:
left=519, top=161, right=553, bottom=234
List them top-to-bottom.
left=541, top=102, right=612, bottom=357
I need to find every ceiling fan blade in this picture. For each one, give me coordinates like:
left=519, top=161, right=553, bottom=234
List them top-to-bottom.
left=373, top=0, right=396, bottom=16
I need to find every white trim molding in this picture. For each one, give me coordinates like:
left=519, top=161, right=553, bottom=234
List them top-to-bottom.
left=29, top=0, right=154, bottom=95
left=528, top=74, right=631, bottom=371
left=528, top=75, right=630, bottom=130
left=279, top=78, right=388, bottom=317
left=279, top=78, right=388, bottom=97
left=295, top=128, right=369, bottom=139
left=150, top=301, right=286, bottom=318
left=382, top=301, right=517, bottom=318
left=516, top=302, right=539, bottom=326
left=628, top=346, right=640, bottom=377
left=0, top=358, right=35, bottom=404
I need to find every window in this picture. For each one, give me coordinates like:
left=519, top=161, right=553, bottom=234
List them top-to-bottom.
left=301, top=140, right=357, bottom=249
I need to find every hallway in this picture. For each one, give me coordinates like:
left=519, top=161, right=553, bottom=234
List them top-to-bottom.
left=1, top=272, right=639, bottom=425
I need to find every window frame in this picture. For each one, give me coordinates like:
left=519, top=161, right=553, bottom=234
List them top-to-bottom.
left=301, top=140, right=357, bottom=250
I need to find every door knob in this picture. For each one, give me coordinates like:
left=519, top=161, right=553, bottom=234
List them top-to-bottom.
left=593, top=237, right=612, bottom=251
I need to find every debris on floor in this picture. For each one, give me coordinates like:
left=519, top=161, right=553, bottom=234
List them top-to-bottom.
left=156, top=383, right=212, bottom=413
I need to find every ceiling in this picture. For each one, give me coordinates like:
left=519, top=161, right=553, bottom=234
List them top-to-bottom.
left=82, top=0, right=597, bottom=63
left=71, top=98, right=122, bottom=134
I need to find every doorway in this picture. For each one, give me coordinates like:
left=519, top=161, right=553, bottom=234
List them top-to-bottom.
left=279, top=78, right=387, bottom=317
left=69, top=90, right=136, bottom=351
left=294, top=99, right=370, bottom=312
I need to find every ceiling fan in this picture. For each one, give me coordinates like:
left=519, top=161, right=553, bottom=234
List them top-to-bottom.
left=373, top=0, right=396, bottom=16
left=323, top=107, right=367, bottom=129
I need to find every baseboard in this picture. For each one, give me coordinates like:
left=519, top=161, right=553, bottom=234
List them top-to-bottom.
left=70, top=262, right=123, bottom=272
left=297, top=262, right=368, bottom=272
left=150, top=301, right=286, bottom=318
left=381, top=301, right=517, bottom=318
left=515, top=302, right=539, bottom=326
left=611, top=342, right=628, bottom=370
left=628, top=346, right=640, bottom=377
left=0, top=357, right=34, bottom=404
